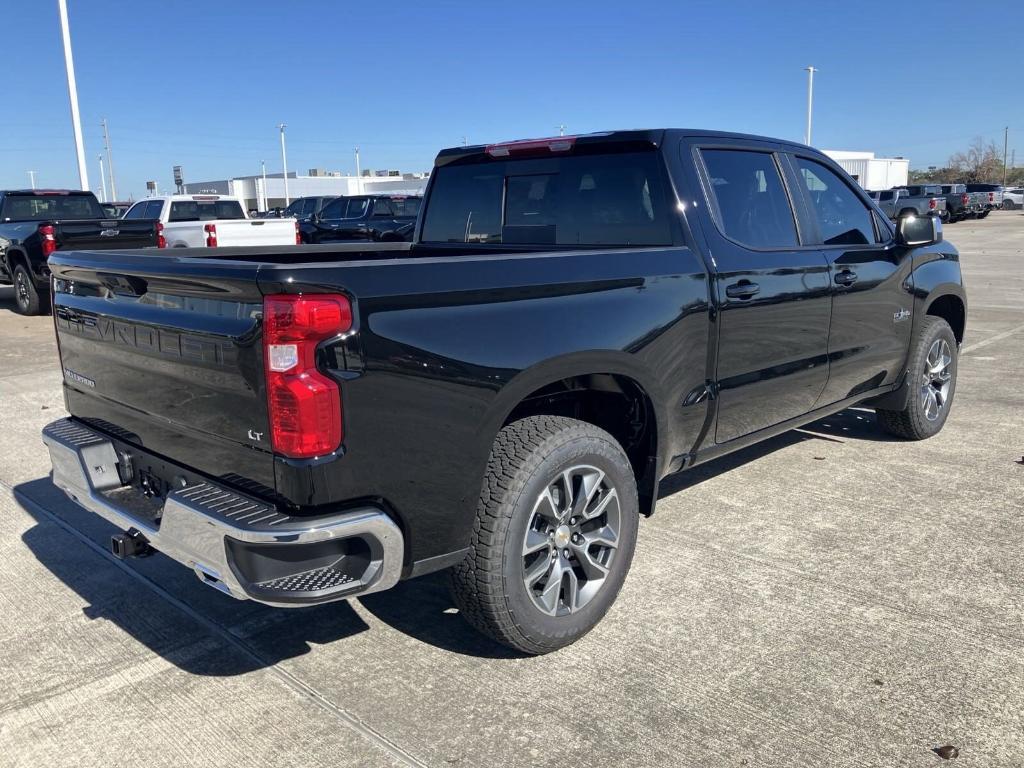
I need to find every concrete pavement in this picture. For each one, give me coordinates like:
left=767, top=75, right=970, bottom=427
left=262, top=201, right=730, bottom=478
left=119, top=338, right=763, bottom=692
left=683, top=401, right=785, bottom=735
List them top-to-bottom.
left=1, top=212, right=1022, bottom=767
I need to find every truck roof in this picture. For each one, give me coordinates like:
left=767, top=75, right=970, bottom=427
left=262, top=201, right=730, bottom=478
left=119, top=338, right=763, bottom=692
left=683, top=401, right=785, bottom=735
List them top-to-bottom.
left=434, top=128, right=814, bottom=166
left=1, top=189, right=95, bottom=196
left=143, top=194, right=242, bottom=202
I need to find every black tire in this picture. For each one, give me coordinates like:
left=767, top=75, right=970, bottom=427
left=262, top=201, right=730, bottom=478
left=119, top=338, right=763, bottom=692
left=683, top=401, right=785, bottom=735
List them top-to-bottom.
left=1002, top=200, right=1017, bottom=211
left=978, top=210, right=990, bottom=219
left=12, top=263, right=46, bottom=316
left=876, top=316, right=958, bottom=440
left=449, top=415, right=639, bottom=655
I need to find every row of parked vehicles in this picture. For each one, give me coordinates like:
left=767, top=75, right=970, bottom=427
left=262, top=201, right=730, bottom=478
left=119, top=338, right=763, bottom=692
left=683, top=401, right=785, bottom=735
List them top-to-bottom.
left=868, top=182, right=1017, bottom=223
left=0, top=189, right=421, bottom=314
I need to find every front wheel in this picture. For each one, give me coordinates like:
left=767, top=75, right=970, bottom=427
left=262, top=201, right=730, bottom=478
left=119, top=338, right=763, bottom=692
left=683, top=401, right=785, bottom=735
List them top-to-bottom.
left=876, top=316, right=958, bottom=440
left=449, top=415, right=639, bottom=655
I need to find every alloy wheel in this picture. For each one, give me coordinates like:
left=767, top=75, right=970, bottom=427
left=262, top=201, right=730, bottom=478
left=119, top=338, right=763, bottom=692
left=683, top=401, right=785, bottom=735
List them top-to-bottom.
left=14, top=270, right=30, bottom=310
left=920, top=338, right=953, bottom=421
left=521, top=465, right=621, bottom=617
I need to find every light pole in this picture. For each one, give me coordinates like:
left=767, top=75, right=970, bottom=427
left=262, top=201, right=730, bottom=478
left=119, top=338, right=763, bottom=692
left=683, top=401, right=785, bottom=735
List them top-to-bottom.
left=57, top=0, right=89, bottom=190
left=804, top=66, right=817, bottom=146
left=101, top=118, right=118, bottom=200
left=278, top=123, right=290, bottom=206
left=556, top=124, right=566, bottom=137
left=1003, top=126, right=1009, bottom=188
left=354, top=147, right=362, bottom=194
left=97, top=155, right=107, bottom=202
left=260, top=159, right=268, bottom=212
left=26, top=171, right=37, bottom=190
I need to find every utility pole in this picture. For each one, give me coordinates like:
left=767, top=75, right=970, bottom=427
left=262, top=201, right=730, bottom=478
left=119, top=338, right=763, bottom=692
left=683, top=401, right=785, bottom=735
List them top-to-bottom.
left=57, top=0, right=89, bottom=190
left=804, top=66, right=817, bottom=146
left=101, top=118, right=118, bottom=200
left=278, top=123, right=289, bottom=206
left=556, top=124, right=566, bottom=137
left=1002, top=126, right=1009, bottom=188
left=461, top=136, right=468, bottom=147
left=354, top=147, right=362, bottom=194
left=97, top=155, right=107, bottom=202
left=260, top=160, right=267, bottom=212
left=26, top=171, right=37, bottom=190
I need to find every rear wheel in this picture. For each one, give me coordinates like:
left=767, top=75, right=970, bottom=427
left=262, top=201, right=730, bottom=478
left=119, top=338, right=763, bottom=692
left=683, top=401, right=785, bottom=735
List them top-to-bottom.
left=1003, top=200, right=1017, bottom=211
left=978, top=209, right=990, bottom=219
left=12, top=263, right=46, bottom=316
left=876, top=316, right=957, bottom=440
left=449, top=415, right=639, bottom=655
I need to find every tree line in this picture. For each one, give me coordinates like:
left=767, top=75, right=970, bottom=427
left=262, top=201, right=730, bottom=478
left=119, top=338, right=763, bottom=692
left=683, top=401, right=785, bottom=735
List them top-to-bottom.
left=908, top=137, right=1022, bottom=186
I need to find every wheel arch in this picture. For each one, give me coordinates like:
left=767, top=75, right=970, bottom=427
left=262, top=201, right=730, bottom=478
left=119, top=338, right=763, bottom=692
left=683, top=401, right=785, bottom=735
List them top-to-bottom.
left=925, top=293, right=966, bottom=344
left=486, top=353, right=665, bottom=517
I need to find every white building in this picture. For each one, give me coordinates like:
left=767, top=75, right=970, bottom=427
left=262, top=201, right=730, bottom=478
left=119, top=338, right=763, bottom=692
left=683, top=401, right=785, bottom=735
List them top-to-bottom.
left=823, top=150, right=909, bottom=191
left=183, top=170, right=430, bottom=213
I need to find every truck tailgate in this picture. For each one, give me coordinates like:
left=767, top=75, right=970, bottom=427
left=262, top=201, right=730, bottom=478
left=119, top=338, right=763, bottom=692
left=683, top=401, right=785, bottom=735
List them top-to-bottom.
left=56, top=218, right=157, bottom=250
left=214, top=219, right=297, bottom=247
left=49, top=250, right=275, bottom=493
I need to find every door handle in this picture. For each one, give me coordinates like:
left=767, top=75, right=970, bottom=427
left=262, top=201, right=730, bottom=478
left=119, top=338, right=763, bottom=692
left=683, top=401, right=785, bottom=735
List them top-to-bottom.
left=834, top=269, right=858, bottom=286
left=725, top=280, right=760, bottom=299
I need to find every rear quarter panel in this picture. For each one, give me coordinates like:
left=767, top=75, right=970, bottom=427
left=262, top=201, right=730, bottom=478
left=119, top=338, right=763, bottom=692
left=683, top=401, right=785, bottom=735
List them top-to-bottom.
left=259, top=247, right=711, bottom=565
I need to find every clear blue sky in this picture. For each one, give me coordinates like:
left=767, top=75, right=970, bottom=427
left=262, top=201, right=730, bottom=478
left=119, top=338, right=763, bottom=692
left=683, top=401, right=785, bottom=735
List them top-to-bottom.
left=2, top=0, right=1021, bottom=200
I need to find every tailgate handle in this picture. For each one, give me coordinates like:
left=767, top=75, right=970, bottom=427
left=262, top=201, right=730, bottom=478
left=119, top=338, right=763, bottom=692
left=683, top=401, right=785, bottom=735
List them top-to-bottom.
left=98, top=272, right=148, bottom=297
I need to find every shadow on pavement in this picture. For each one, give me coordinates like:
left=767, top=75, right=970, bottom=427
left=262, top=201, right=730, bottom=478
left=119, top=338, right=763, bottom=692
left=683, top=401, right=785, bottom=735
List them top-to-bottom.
left=15, top=406, right=898, bottom=669
left=658, top=407, right=898, bottom=498
left=15, top=475, right=518, bottom=674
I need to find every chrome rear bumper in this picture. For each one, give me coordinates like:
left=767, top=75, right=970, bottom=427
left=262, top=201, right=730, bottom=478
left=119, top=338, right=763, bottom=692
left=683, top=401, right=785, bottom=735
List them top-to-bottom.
left=42, top=418, right=403, bottom=606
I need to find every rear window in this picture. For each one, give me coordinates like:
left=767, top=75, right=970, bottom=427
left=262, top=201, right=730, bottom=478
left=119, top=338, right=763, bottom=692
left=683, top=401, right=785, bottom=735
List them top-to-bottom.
left=420, top=151, right=673, bottom=246
left=1, top=193, right=104, bottom=221
left=168, top=200, right=245, bottom=222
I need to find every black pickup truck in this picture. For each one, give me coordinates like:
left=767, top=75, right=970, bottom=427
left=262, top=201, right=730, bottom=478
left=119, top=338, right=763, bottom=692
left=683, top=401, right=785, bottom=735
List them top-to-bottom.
left=41, top=130, right=966, bottom=654
left=0, top=190, right=161, bottom=315
left=299, top=194, right=422, bottom=243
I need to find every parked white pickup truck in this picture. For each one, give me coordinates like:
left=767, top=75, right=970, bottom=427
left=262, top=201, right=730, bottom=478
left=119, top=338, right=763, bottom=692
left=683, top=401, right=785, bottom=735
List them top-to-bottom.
left=123, top=194, right=299, bottom=248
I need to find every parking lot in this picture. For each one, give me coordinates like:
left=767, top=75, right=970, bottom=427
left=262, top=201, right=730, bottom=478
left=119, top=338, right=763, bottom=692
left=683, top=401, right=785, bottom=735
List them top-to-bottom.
left=0, top=211, right=1021, bottom=767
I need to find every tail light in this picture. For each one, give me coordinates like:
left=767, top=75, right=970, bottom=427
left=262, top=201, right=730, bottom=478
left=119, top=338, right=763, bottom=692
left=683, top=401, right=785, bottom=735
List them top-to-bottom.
left=988, top=192, right=995, bottom=203
left=961, top=194, right=969, bottom=205
left=928, top=198, right=936, bottom=210
left=295, top=220, right=302, bottom=245
left=156, top=222, right=166, bottom=249
left=204, top=223, right=217, bottom=247
left=38, top=224, right=57, bottom=257
left=263, top=294, right=351, bottom=458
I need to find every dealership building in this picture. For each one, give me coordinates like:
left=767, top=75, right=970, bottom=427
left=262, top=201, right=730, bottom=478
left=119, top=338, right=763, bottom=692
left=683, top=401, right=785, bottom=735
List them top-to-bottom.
left=822, top=150, right=909, bottom=191
left=181, top=169, right=430, bottom=213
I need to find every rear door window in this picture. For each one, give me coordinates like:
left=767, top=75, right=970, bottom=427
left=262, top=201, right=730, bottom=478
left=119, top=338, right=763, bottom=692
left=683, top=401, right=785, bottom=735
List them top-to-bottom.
left=699, top=149, right=798, bottom=249
left=420, top=151, right=672, bottom=246
left=795, top=157, right=875, bottom=246
left=372, top=199, right=395, bottom=218
left=145, top=200, right=165, bottom=219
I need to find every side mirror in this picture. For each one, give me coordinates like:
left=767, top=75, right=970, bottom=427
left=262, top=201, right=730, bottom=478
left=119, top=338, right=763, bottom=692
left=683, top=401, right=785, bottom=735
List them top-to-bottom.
left=897, top=214, right=942, bottom=247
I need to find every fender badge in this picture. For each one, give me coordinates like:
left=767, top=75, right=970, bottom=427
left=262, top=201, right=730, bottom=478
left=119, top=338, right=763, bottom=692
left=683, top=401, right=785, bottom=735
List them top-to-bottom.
left=893, top=308, right=911, bottom=323
left=63, top=368, right=95, bottom=388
